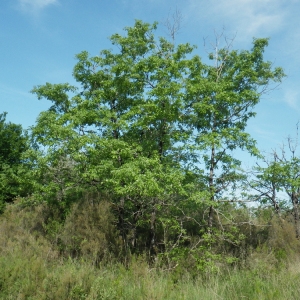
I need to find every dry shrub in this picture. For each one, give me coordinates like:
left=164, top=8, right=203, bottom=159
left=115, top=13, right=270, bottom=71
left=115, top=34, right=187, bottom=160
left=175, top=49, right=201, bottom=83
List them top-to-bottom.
left=0, top=194, right=122, bottom=266
left=60, top=194, right=121, bottom=265
left=0, top=200, right=59, bottom=261
left=246, top=215, right=300, bottom=273
left=266, top=216, right=300, bottom=262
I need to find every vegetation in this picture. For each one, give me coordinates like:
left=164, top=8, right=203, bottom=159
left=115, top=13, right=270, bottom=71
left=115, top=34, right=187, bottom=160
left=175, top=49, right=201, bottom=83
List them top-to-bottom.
left=2, top=20, right=300, bottom=298
left=0, top=112, right=32, bottom=211
left=1, top=199, right=300, bottom=299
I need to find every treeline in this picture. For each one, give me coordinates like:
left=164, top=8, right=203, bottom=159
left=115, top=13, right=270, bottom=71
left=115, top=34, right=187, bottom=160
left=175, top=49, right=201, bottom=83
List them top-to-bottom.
left=2, top=20, right=300, bottom=276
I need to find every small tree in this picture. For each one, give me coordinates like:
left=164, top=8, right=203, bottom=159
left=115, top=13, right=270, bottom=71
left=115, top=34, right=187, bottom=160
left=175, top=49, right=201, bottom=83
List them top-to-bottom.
left=252, top=126, right=300, bottom=238
left=275, top=134, right=300, bottom=238
left=250, top=153, right=283, bottom=214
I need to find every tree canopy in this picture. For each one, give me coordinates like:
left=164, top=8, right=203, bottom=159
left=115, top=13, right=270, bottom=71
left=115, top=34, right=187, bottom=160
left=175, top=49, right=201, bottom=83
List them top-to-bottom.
left=0, top=20, right=293, bottom=276
left=26, top=20, right=285, bottom=261
left=0, top=112, right=30, bottom=208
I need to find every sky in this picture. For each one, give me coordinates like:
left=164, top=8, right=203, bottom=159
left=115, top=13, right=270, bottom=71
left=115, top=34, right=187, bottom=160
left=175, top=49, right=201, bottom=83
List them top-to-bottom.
left=1, top=0, right=300, bottom=166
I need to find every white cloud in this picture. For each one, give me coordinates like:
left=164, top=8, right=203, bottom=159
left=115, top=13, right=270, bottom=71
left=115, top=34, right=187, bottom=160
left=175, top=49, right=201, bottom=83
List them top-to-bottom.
left=17, top=0, right=59, bottom=14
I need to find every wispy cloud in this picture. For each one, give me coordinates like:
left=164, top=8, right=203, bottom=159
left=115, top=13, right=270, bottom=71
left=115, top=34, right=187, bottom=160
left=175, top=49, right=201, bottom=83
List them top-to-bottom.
left=17, top=0, right=59, bottom=14
left=186, top=0, right=291, bottom=40
left=215, top=0, right=283, bottom=26
left=284, top=89, right=300, bottom=111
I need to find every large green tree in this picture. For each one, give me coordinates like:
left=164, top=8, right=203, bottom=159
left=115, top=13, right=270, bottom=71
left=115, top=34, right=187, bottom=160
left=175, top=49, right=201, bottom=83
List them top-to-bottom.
left=30, top=20, right=284, bottom=263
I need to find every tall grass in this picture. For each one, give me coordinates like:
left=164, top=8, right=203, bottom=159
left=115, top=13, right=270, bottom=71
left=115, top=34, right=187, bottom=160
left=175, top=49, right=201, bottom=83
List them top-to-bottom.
left=1, top=200, right=300, bottom=299
left=1, top=252, right=300, bottom=299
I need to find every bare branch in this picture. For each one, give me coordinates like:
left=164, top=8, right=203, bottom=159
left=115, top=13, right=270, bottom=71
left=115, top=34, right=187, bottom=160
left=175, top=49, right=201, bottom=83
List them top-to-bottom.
left=163, top=7, right=183, bottom=42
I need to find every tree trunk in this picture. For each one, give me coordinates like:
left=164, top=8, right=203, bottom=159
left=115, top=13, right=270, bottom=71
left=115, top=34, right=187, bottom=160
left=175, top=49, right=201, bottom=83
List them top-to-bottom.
left=208, top=144, right=215, bottom=233
left=271, top=181, right=280, bottom=214
left=292, top=191, right=300, bottom=238
left=118, top=196, right=129, bottom=261
left=149, top=205, right=157, bottom=259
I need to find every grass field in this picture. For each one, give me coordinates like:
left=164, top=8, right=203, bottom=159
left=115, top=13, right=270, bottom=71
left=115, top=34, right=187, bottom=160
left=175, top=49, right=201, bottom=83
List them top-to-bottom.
left=1, top=202, right=300, bottom=299
left=1, top=248, right=300, bottom=299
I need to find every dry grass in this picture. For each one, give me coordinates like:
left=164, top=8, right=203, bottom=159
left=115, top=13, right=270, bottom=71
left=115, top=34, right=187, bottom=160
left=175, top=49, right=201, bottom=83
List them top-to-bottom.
left=60, top=197, right=121, bottom=265
left=1, top=200, right=300, bottom=299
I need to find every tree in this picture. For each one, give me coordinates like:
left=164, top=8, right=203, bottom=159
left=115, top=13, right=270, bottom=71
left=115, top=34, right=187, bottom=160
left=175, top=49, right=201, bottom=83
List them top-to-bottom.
left=30, top=20, right=284, bottom=264
left=31, top=20, right=193, bottom=258
left=184, top=36, right=284, bottom=232
left=0, top=112, right=31, bottom=209
left=0, top=112, right=28, bottom=166
left=250, top=125, right=300, bottom=239
left=272, top=134, right=300, bottom=238
left=249, top=153, right=282, bottom=214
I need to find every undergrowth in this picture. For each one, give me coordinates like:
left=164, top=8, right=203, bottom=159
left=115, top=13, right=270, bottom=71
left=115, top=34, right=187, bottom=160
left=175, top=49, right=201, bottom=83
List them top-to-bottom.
left=1, top=200, right=300, bottom=299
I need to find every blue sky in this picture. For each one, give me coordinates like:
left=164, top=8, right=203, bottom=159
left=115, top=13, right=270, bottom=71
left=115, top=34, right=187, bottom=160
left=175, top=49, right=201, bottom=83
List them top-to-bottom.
left=1, top=0, right=300, bottom=165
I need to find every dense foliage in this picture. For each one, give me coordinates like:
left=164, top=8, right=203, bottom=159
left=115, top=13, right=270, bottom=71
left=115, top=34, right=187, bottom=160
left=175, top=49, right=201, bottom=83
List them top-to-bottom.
left=4, top=22, right=300, bottom=285
left=0, top=112, right=32, bottom=210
